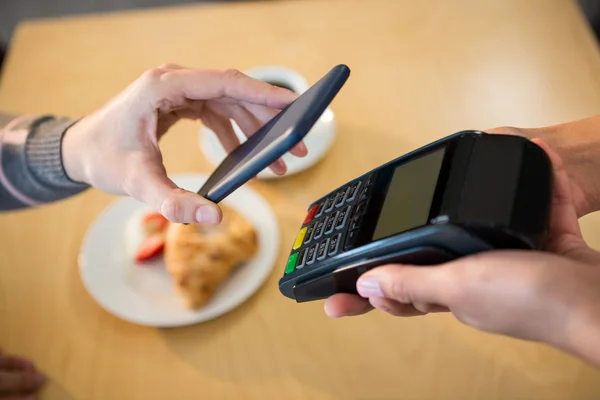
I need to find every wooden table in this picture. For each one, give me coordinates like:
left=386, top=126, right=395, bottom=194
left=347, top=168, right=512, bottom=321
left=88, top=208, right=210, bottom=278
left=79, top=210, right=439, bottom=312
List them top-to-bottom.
left=2, top=0, right=600, bottom=398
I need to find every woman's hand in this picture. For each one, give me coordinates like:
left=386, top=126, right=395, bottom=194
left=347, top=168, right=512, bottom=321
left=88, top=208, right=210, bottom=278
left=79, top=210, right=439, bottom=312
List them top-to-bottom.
left=61, top=64, right=307, bottom=224
left=485, top=117, right=600, bottom=218
left=324, top=139, right=600, bottom=365
left=0, top=349, right=45, bottom=399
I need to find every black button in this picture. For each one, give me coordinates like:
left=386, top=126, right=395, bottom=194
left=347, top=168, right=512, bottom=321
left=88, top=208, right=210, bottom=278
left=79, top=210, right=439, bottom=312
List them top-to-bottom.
left=366, top=174, right=374, bottom=186
left=346, top=181, right=361, bottom=203
left=359, top=186, right=370, bottom=202
left=335, top=188, right=347, bottom=207
left=324, top=196, right=335, bottom=213
left=354, top=201, right=367, bottom=217
left=315, top=202, right=325, bottom=218
left=335, top=206, right=351, bottom=230
left=325, top=211, right=338, bottom=235
left=350, top=215, right=362, bottom=231
left=314, top=217, right=326, bottom=240
left=304, top=223, right=314, bottom=244
left=344, top=230, right=359, bottom=251
left=328, top=233, right=341, bottom=256
left=317, top=238, right=330, bottom=261
left=306, top=244, right=317, bottom=265
left=297, top=248, right=307, bottom=269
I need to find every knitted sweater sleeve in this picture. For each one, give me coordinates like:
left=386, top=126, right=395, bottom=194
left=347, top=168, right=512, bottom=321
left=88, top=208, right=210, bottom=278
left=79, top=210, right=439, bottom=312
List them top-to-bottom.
left=0, top=112, right=89, bottom=210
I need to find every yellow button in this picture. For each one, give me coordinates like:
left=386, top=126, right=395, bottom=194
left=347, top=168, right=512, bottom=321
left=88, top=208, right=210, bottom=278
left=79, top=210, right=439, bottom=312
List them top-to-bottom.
left=293, top=227, right=308, bottom=250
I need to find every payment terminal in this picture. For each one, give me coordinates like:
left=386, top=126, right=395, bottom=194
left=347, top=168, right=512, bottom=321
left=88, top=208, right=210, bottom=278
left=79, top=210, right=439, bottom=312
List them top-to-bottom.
left=194, top=64, right=553, bottom=304
left=279, top=131, right=553, bottom=302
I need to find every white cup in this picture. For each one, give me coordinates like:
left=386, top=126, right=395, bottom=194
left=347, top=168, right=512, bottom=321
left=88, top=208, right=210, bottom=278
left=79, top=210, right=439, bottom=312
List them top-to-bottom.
left=199, top=65, right=337, bottom=179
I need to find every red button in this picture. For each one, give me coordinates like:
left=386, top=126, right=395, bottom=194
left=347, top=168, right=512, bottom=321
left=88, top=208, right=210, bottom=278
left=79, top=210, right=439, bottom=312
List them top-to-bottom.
left=304, top=204, right=319, bottom=224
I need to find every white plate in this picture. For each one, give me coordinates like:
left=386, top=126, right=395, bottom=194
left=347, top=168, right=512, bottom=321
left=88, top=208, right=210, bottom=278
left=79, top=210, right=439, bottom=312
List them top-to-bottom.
left=78, top=173, right=280, bottom=327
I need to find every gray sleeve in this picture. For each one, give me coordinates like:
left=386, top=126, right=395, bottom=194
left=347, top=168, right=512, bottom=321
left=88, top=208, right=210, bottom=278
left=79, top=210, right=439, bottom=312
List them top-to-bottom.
left=0, top=112, right=89, bottom=210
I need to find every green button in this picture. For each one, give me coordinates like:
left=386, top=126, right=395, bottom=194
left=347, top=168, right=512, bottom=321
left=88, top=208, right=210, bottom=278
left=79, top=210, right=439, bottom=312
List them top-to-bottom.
left=285, top=253, right=299, bottom=274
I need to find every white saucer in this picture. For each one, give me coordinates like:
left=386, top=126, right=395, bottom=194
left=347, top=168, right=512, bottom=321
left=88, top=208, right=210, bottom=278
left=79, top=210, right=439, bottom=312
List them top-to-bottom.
left=199, top=65, right=337, bottom=179
left=78, top=173, right=280, bottom=327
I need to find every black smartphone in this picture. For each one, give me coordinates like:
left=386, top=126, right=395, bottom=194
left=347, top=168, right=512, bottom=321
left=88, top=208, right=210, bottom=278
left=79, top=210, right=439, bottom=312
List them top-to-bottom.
left=197, top=64, right=351, bottom=202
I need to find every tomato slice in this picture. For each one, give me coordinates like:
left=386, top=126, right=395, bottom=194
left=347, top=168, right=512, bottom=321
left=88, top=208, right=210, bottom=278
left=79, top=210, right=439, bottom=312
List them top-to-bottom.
left=142, top=212, right=169, bottom=234
left=134, top=234, right=165, bottom=263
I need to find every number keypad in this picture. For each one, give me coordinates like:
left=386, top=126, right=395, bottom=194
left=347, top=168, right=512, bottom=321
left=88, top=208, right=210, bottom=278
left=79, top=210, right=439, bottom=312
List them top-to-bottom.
left=285, top=173, right=376, bottom=275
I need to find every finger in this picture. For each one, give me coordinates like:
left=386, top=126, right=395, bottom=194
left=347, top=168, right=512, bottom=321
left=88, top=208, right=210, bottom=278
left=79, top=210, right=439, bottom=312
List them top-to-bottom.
left=157, top=63, right=185, bottom=70
left=155, top=68, right=297, bottom=109
left=162, top=100, right=303, bottom=169
left=167, top=100, right=205, bottom=120
left=239, top=102, right=280, bottom=124
left=242, top=103, right=308, bottom=157
left=228, top=104, right=262, bottom=137
left=201, top=110, right=241, bottom=153
left=484, top=126, right=526, bottom=136
left=532, top=138, right=584, bottom=245
left=289, top=142, right=308, bottom=157
left=268, top=159, right=287, bottom=175
left=126, top=161, right=222, bottom=224
left=356, top=264, right=454, bottom=306
left=324, top=294, right=373, bottom=318
left=369, top=298, right=426, bottom=317
left=413, top=303, right=450, bottom=313
left=0, top=355, right=34, bottom=371
left=0, top=371, right=45, bottom=394
left=0, top=395, right=38, bottom=400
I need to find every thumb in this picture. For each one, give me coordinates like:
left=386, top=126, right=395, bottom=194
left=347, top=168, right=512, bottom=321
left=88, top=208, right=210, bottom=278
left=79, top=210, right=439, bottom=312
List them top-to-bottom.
left=484, top=126, right=526, bottom=136
left=129, top=167, right=222, bottom=224
left=356, top=264, right=454, bottom=306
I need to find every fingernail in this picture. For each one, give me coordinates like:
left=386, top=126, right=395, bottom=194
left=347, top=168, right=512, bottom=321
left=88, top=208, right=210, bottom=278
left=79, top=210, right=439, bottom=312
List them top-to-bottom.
left=298, top=142, right=308, bottom=154
left=196, top=206, right=220, bottom=224
left=357, top=277, right=383, bottom=298
left=323, top=302, right=340, bottom=318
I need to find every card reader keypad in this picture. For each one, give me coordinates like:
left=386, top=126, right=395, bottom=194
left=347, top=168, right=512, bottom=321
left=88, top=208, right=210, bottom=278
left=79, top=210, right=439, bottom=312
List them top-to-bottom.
left=285, top=174, right=375, bottom=275
left=334, top=188, right=347, bottom=207
left=325, top=211, right=337, bottom=235
left=304, top=224, right=314, bottom=244
left=328, top=233, right=341, bottom=256
left=306, top=244, right=317, bottom=265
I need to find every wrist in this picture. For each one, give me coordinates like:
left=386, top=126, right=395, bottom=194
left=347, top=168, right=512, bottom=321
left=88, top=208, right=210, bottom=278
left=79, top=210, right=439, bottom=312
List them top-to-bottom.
left=24, top=116, right=89, bottom=191
left=61, top=118, right=87, bottom=184
left=545, top=266, right=600, bottom=367
left=558, top=302, right=600, bottom=367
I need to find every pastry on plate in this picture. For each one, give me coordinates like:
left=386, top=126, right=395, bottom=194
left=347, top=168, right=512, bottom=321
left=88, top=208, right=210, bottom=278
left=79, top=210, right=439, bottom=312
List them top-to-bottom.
left=163, top=204, right=259, bottom=309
